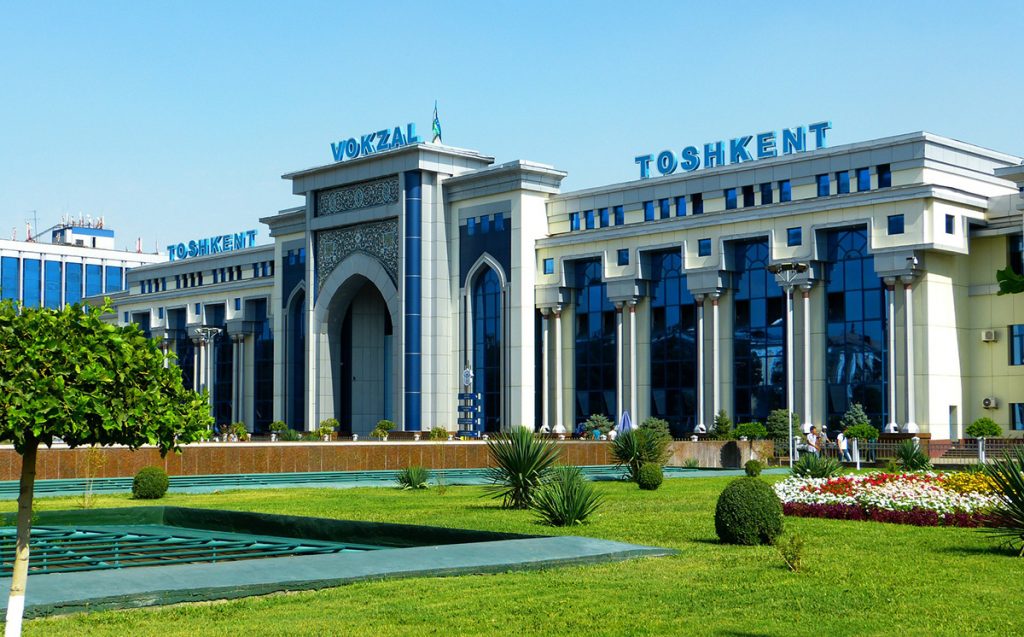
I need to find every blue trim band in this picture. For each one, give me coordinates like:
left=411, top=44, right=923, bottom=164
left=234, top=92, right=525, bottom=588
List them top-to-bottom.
left=403, top=171, right=422, bottom=431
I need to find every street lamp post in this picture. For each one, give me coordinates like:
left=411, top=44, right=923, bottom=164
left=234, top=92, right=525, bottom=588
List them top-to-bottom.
left=767, top=262, right=808, bottom=469
left=194, top=326, right=222, bottom=415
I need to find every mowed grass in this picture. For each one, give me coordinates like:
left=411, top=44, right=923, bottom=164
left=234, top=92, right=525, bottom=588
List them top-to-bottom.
left=4, top=476, right=1023, bottom=637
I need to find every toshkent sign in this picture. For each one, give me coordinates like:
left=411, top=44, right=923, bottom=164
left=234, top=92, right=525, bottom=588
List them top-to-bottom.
left=634, top=121, right=832, bottom=179
left=330, top=123, right=422, bottom=162
left=167, top=230, right=258, bottom=262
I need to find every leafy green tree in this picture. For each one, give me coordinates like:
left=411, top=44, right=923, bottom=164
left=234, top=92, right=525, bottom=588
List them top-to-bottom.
left=996, top=267, right=1024, bottom=295
left=0, top=301, right=210, bottom=635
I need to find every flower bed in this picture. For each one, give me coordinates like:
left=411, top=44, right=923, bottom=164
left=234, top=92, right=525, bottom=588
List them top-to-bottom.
left=774, top=472, right=1001, bottom=527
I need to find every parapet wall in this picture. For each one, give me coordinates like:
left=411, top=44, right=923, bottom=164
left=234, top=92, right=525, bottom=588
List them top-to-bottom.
left=0, top=439, right=774, bottom=480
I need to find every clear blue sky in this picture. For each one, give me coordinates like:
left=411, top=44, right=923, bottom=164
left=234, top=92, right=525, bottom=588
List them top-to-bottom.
left=1, top=1, right=1021, bottom=252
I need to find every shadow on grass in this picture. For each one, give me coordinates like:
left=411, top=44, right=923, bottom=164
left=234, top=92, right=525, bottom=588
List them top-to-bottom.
left=937, top=543, right=1021, bottom=558
left=715, top=632, right=774, bottom=637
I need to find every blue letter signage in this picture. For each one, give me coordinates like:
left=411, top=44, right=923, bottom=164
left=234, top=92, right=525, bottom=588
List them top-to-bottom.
left=636, top=121, right=831, bottom=179
left=331, top=123, right=422, bottom=162
left=166, top=229, right=258, bottom=262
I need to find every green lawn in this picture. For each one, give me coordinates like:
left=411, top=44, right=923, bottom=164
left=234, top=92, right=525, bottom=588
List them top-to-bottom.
left=6, top=476, right=1023, bottom=636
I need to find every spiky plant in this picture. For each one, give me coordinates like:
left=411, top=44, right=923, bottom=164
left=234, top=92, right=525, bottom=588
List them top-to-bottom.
left=484, top=427, right=560, bottom=509
left=611, top=428, right=671, bottom=482
left=895, top=439, right=932, bottom=472
left=983, top=446, right=1024, bottom=556
left=791, top=453, right=842, bottom=478
left=396, top=465, right=431, bottom=490
left=531, top=465, right=603, bottom=526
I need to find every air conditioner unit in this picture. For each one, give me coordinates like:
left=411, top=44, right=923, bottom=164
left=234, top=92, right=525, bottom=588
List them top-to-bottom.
left=981, top=329, right=998, bottom=343
left=983, top=396, right=999, bottom=410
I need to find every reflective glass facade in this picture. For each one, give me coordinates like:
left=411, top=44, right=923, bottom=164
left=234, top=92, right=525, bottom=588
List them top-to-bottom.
left=824, top=228, right=887, bottom=430
left=733, top=240, right=785, bottom=424
left=649, top=251, right=697, bottom=435
left=1, top=257, right=20, bottom=301
left=22, top=259, right=41, bottom=308
left=574, top=260, right=615, bottom=422
left=44, top=261, right=61, bottom=308
left=65, top=263, right=82, bottom=305
left=86, top=264, right=103, bottom=297
left=105, top=266, right=123, bottom=292
left=472, top=267, right=502, bottom=433
left=287, top=292, right=306, bottom=430
left=252, top=299, right=274, bottom=431
left=206, top=304, right=232, bottom=426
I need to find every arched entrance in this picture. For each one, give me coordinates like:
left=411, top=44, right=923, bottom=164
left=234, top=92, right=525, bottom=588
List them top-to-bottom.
left=471, top=266, right=502, bottom=433
left=338, top=281, right=393, bottom=435
left=286, top=289, right=306, bottom=430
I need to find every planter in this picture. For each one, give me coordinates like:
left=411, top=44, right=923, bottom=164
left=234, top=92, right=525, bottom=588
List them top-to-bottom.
left=413, top=432, right=421, bottom=441
left=270, top=433, right=277, bottom=442
left=351, top=434, right=359, bottom=441
left=322, top=435, right=330, bottom=442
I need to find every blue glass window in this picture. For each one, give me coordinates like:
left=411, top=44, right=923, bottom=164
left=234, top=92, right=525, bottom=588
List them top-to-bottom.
left=877, top=164, right=892, bottom=188
left=857, top=167, right=870, bottom=191
left=837, top=171, right=850, bottom=194
left=816, top=174, right=830, bottom=197
left=779, top=180, right=792, bottom=202
left=760, top=183, right=773, bottom=205
left=742, top=185, right=755, bottom=208
left=725, top=188, right=738, bottom=210
left=692, top=193, right=704, bottom=214
left=675, top=196, right=686, bottom=217
left=659, top=199, right=670, bottom=219
left=644, top=201, right=655, bottom=222
left=614, top=205, right=624, bottom=226
left=599, top=208, right=609, bottom=228
left=584, top=210, right=595, bottom=230
left=494, top=212, right=505, bottom=231
left=568, top=213, right=579, bottom=231
left=888, top=214, right=904, bottom=235
left=945, top=214, right=955, bottom=235
left=480, top=215, right=490, bottom=233
left=468, top=217, right=477, bottom=235
left=787, top=227, right=802, bottom=247
left=824, top=228, right=886, bottom=429
left=697, top=238, right=711, bottom=257
left=732, top=240, right=786, bottom=424
left=617, top=249, right=629, bottom=266
left=650, top=251, right=697, bottom=435
left=1, top=257, right=20, bottom=301
left=543, top=258, right=554, bottom=275
left=22, top=259, right=41, bottom=308
left=574, top=260, right=616, bottom=423
left=44, top=261, right=61, bottom=308
left=65, top=263, right=82, bottom=305
left=85, top=264, right=102, bottom=297
left=105, top=266, right=123, bottom=293
left=473, top=268, right=503, bottom=433
left=287, top=292, right=305, bottom=430
left=234, top=298, right=241, bottom=311
left=250, top=299, right=274, bottom=430
left=195, top=302, right=201, bottom=316
left=205, top=304, right=232, bottom=427
left=158, top=307, right=165, bottom=320
left=124, top=312, right=129, bottom=323
left=1010, top=325, right=1024, bottom=366
left=1012, top=404, right=1024, bottom=431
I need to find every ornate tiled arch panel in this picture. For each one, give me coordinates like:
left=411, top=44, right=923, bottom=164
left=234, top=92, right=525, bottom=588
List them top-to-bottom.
left=316, top=176, right=400, bottom=216
left=316, top=219, right=399, bottom=290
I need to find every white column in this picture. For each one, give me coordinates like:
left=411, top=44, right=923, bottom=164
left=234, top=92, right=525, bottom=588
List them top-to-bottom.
left=305, top=223, right=317, bottom=432
left=904, top=281, right=918, bottom=432
left=886, top=283, right=898, bottom=430
left=802, top=286, right=812, bottom=430
left=711, top=292, right=721, bottom=418
left=696, top=295, right=705, bottom=432
left=629, top=301, right=638, bottom=421
left=615, top=304, right=624, bottom=421
left=553, top=308, right=564, bottom=433
left=541, top=309, right=550, bottom=432
left=192, top=338, right=201, bottom=393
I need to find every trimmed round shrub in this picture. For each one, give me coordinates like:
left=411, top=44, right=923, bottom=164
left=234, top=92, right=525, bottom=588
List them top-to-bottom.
left=966, top=417, right=1001, bottom=438
left=744, top=459, right=764, bottom=477
left=637, top=463, right=663, bottom=490
left=132, top=466, right=170, bottom=500
left=714, top=478, right=784, bottom=545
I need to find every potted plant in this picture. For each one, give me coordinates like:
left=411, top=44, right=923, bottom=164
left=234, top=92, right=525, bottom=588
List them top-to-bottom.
left=585, top=414, right=613, bottom=440
left=966, top=417, right=1002, bottom=463
left=318, top=418, right=339, bottom=441
left=372, top=419, right=395, bottom=441
left=269, top=420, right=288, bottom=442
left=229, top=422, right=249, bottom=442
left=734, top=422, right=767, bottom=441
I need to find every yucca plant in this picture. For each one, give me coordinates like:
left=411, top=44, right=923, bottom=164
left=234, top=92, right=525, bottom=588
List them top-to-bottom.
left=485, top=427, right=560, bottom=509
left=611, top=428, right=671, bottom=481
left=895, top=439, right=932, bottom=471
left=983, top=446, right=1024, bottom=556
left=791, top=453, right=842, bottom=478
left=396, top=465, right=431, bottom=490
left=532, top=465, right=603, bottom=526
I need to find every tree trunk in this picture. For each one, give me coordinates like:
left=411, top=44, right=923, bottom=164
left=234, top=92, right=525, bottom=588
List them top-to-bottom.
left=5, top=442, right=37, bottom=637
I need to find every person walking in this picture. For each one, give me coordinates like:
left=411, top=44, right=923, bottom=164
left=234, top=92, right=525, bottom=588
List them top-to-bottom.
left=805, top=426, right=820, bottom=456
left=837, top=429, right=852, bottom=462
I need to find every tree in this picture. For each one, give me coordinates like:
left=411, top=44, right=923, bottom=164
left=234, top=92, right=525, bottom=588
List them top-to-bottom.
left=996, top=267, right=1024, bottom=295
left=0, top=301, right=211, bottom=635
